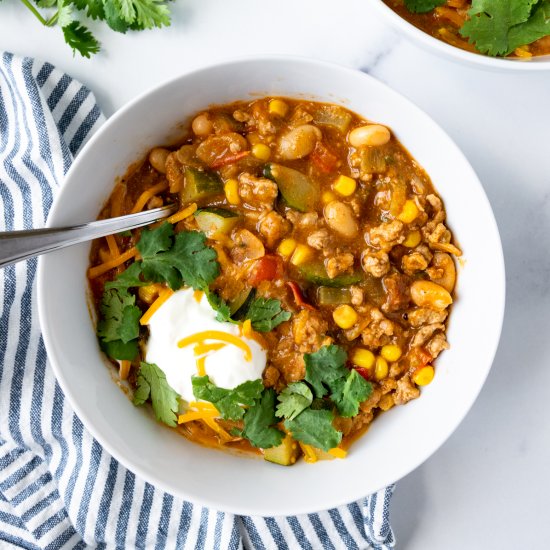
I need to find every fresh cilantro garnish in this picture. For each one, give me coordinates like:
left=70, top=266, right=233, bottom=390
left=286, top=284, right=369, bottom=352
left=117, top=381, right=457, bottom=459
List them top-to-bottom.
left=17, top=0, right=173, bottom=58
left=404, top=0, right=445, bottom=13
left=460, top=0, right=550, bottom=56
left=62, top=21, right=100, bottom=58
left=137, top=224, right=219, bottom=291
left=104, top=262, right=147, bottom=291
left=96, top=288, right=141, bottom=360
left=205, top=290, right=291, bottom=331
left=205, top=291, right=233, bottom=323
left=246, top=297, right=292, bottom=332
left=304, top=345, right=372, bottom=418
left=304, top=345, right=348, bottom=398
left=133, top=362, right=180, bottom=427
left=331, top=369, right=372, bottom=418
left=191, top=376, right=263, bottom=421
left=275, top=382, right=313, bottom=421
left=242, top=389, right=285, bottom=449
left=284, top=408, right=342, bottom=452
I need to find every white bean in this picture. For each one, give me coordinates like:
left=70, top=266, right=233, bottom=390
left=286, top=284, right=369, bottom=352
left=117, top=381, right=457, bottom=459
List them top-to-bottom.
left=192, top=113, right=213, bottom=136
left=278, top=124, right=322, bottom=160
left=348, top=124, right=391, bottom=148
left=148, top=147, right=170, bottom=174
left=324, top=201, right=359, bottom=238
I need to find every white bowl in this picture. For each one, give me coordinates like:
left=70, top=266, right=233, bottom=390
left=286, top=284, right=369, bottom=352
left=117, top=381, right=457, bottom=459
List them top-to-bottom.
left=370, top=1, right=550, bottom=71
left=37, top=56, right=505, bottom=516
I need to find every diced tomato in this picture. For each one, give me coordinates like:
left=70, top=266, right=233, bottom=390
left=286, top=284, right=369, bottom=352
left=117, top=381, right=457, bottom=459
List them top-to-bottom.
left=310, top=142, right=339, bottom=174
left=210, top=151, right=250, bottom=169
left=249, top=255, right=283, bottom=286
left=287, top=281, right=316, bottom=311
left=408, top=347, right=432, bottom=370
left=354, top=367, right=371, bottom=382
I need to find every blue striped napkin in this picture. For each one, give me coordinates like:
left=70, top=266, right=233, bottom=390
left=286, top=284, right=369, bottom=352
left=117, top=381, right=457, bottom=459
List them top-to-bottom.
left=0, top=51, right=395, bottom=550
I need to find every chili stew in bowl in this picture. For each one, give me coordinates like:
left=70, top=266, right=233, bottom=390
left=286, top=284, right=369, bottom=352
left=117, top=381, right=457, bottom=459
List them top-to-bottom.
left=384, top=0, right=550, bottom=59
left=39, top=57, right=504, bottom=515
left=88, top=97, right=460, bottom=465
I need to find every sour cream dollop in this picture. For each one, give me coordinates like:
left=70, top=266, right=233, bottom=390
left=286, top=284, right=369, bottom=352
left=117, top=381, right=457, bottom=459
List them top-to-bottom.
left=145, top=288, right=266, bottom=402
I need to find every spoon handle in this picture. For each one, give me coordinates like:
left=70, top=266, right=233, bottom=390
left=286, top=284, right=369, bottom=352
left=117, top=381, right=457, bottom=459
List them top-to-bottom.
left=0, top=204, right=178, bottom=269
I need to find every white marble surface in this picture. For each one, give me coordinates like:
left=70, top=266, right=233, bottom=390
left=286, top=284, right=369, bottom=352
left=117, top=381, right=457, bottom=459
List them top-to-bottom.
left=2, top=0, right=550, bottom=548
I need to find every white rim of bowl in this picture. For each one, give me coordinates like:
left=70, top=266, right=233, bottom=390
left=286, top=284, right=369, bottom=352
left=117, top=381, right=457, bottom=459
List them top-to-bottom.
left=371, top=0, right=550, bottom=71
left=37, top=55, right=506, bottom=514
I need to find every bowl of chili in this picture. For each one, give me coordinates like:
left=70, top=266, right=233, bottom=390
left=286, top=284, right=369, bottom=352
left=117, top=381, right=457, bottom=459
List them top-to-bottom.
left=371, top=0, right=550, bottom=70
left=37, top=56, right=505, bottom=515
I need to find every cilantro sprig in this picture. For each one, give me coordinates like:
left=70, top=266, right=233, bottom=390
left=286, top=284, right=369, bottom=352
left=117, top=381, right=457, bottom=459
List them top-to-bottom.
left=15, top=0, right=173, bottom=58
left=460, top=0, right=550, bottom=56
left=97, top=287, right=140, bottom=360
left=276, top=345, right=373, bottom=451
left=133, top=362, right=180, bottom=427
left=191, top=376, right=263, bottom=421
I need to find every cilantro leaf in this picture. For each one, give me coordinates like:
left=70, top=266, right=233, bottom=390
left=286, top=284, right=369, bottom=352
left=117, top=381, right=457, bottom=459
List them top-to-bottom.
left=57, top=0, right=74, bottom=28
left=116, top=0, right=171, bottom=29
left=404, top=0, right=445, bottom=13
left=460, top=0, right=543, bottom=56
left=103, top=1, right=131, bottom=32
left=507, top=1, right=550, bottom=52
left=62, top=21, right=100, bottom=58
left=138, top=225, right=219, bottom=291
left=104, top=262, right=147, bottom=291
left=97, top=288, right=140, bottom=343
left=205, top=291, right=233, bottom=323
left=246, top=297, right=291, bottom=332
left=100, top=338, right=138, bottom=360
left=304, top=345, right=348, bottom=398
left=133, top=362, right=180, bottom=427
left=330, top=369, right=372, bottom=418
left=191, top=376, right=263, bottom=421
left=276, top=382, right=313, bottom=421
left=242, top=389, right=285, bottom=449
left=285, top=408, right=342, bottom=452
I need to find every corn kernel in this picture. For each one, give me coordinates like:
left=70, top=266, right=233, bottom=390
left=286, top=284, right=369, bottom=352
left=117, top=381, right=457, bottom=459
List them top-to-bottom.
left=268, top=99, right=289, bottom=117
left=252, top=143, right=271, bottom=161
left=333, top=175, right=357, bottom=197
left=224, top=178, right=240, bottom=205
left=322, top=190, right=337, bottom=204
left=398, top=199, right=420, bottom=224
left=403, top=230, right=422, bottom=248
left=278, top=238, right=297, bottom=259
left=290, top=244, right=313, bottom=266
left=138, top=284, right=161, bottom=305
left=333, top=305, right=358, bottom=329
left=380, top=344, right=402, bottom=363
left=351, top=348, right=375, bottom=371
left=375, top=356, right=389, bottom=380
left=413, top=366, right=435, bottom=386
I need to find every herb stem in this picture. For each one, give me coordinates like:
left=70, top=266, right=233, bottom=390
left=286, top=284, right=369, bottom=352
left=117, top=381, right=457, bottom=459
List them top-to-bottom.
left=19, top=0, right=48, bottom=26
left=46, top=11, right=59, bottom=27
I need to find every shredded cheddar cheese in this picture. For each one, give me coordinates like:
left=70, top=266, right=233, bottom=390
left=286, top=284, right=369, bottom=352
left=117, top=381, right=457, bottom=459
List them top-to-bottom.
left=130, top=181, right=169, bottom=214
left=167, top=202, right=198, bottom=224
left=105, top=234, right=120, bottom=258
left=88, top=246, right=138, bottom=279
left=139, top=287, right=174, bottom=325
left=193, top=289, right=204, bottom=303
left=241, top=319, right=268, bottom=350
left=178, top=330, right=252, bottom=361
left=193, top=342, right=226, bottom=356
left=195, top=355, right=207, bottom=377
left=119, top=360, right=131, bottom=380
left=178, top=410, right=219, bottom=423
left=203, top=417, right=232, bottom=442
left=299, top=443, right=318, bottom=463
left=328, top=447, right=347, bottom=459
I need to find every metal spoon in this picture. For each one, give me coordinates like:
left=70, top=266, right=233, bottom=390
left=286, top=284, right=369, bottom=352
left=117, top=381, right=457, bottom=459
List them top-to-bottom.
left=0, top=204, right=178, bottom=269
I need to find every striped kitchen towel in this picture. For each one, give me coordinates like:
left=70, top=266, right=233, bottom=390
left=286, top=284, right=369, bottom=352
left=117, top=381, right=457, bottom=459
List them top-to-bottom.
left=0, top=51, right=395, bottom=550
